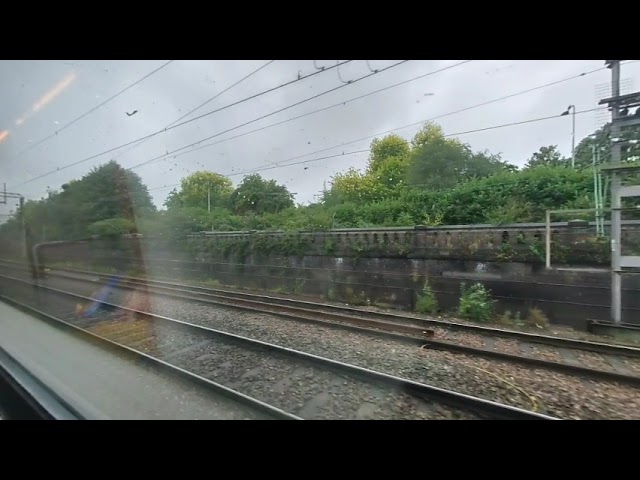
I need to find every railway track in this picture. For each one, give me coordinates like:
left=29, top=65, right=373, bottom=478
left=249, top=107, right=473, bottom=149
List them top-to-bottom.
left=3, top=260, right=640, bottom=389
left=0, top=272, right=555, bottom=420
left=0, top=296, right=298, bottom=421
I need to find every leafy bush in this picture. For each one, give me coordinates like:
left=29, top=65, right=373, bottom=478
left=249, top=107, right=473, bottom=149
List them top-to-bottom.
left=441, top=167, right=593, bottom=224
left=88, top=218, right=135, bottom=237
left=415, top=278, right=438, bottom=314
left=458, top=282, right=495, bottom=322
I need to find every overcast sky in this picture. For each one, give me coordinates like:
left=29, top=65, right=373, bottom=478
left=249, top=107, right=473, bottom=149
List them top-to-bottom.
left=1, top=59, right=638, bottom=217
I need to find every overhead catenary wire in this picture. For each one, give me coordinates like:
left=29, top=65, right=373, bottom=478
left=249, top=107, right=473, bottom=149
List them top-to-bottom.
left=7, top=60, right=176, bottom=161
left=10, top=60, right=354, bottom=189
left=14, top=60, right=633, bottom=197
left=111, top=60, right=275, bottom=162
left=126, top=60, right=410, bottom=171
left=336, top=60, right=351, bottom=84
left=152, top=61, right=473, bottom=166
left=169, top=61, right=277, bottom=128
left=226, top=65, right=619, bottom=174
left=146, top=107, right=598, bottom=193
left=227, top=108, right=600, bottom=176
left=147, top=149, right=370, bottom=191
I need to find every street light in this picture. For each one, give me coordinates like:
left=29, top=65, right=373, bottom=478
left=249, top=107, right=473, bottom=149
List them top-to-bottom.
left=560, top=105, right=576, bottom=168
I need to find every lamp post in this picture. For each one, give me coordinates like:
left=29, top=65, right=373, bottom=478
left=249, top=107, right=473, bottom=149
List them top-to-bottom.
left=560, top=105, right=576, bottom=168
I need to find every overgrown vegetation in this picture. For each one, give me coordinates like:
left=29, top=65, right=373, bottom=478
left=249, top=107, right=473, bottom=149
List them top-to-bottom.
left=2, top=121, right=639, bottom=252
left=415, top=278, right=438, bottom=314
left=458, top=282, right=495, bottom=322
left=496, top=307, right=550, bottom=329
left=525, top=307, right=550, bottom=329
left=498, top=310, right=521, bottom=326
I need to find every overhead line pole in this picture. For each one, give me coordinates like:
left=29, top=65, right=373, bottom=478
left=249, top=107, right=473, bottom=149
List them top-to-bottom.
left=599, top=60, right=640, bottom=324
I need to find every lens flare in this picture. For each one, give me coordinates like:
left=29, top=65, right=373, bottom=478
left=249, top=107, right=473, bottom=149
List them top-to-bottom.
left=10, top=71, right=78, bottom=130
left=32, top=72, right=77, bottom=113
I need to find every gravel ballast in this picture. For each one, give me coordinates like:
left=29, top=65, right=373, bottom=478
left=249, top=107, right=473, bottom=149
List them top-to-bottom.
left=41, top=268, right=640, bottom=373
left=13, top=272, right=640, bottom=419
left=0, top=276, right=483, bottom=420
left=150, top=298, right=639, bottom=419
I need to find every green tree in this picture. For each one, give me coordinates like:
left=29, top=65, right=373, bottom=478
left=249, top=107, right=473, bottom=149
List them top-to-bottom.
left=406, top=122, right=511, bottom=190
left=411, top=122, right=448, bottom=148
left=368, top=134, right=410, bottom=173
left=324, top=135, right=412, bottom=207
left=366, top=135, right=411, bottom=192
left=406, top=135, right=473, bottom=190
left=524, top=145, right=567, bottom=169
left=471, top=150, right=518, bottom=176
left=369, top=155, right=410, bottom=191
left=5, top=161, right=155, bottom=242
left=74, top=161, right=156, bottom=222
left=323, top=168, right=386, bottom=206
left=164, top=171, right=233, bottom=211
left=229, top=174, right=294, bottom=215
left=88, top=218, right=136, bottom=237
